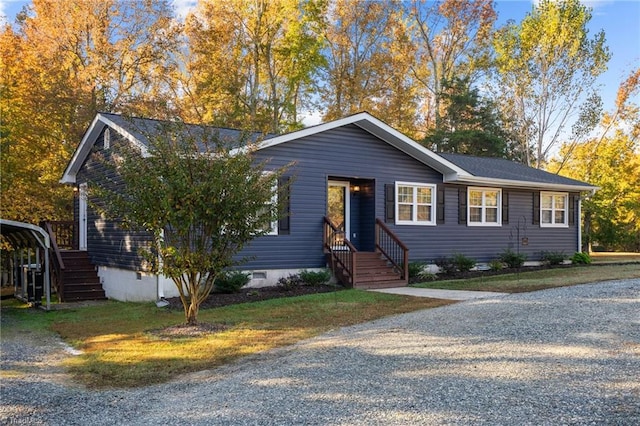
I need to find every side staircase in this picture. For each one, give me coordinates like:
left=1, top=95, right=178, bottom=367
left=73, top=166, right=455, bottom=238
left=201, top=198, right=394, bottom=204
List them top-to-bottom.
left=42, top=221, right=107, bottom=302
left=58, top=251, right=107, bottom=302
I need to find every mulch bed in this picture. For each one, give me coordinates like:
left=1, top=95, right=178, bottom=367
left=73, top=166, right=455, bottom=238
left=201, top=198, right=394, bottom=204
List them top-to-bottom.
left=167, top=263, right=598, bottom=309
left=408, top=263, right=579, bottom=284
left=166, top=284, right=343, bottom=310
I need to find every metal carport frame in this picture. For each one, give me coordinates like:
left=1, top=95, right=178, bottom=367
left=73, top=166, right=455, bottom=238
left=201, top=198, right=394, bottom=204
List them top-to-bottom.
left=0, top=219, right=51, bottom=310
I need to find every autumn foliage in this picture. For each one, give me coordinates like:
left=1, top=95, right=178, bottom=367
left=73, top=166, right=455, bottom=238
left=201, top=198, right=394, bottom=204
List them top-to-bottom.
left=1, top=0, right=636, bottom=250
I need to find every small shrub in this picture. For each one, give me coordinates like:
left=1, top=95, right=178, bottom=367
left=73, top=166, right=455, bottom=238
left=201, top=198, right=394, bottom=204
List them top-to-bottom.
left=499, top=249, right=526, bottom=269
left=541, top=250, right=567, bottom=266
left=571, top=251, right=592, bottom=264
left=453, top=252, right=476, bottom=272
left=435, top=256, right=457, bottom=274
left=488, top=259, right=504, bottom=271
left=408, top=261, right=427, bottom=279
left=299, top=269, right=331, bottom=286
left=214, top=271, right=250, bottom=294
left=277, top=273, right=303, bottom=291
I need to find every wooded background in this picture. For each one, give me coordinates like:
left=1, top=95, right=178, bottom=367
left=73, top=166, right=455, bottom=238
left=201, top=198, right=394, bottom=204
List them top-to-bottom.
left=1, top=0, right=638, bottom=251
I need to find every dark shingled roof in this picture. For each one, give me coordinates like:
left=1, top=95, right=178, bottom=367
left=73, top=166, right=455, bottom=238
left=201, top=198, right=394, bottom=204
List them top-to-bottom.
left=100, top=113, right=272, bottom=149
left=438, top=153, right=592, bottom=187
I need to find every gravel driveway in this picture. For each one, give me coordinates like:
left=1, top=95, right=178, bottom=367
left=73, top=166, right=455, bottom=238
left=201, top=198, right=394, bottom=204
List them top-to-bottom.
left=2, top=279, right=639, bottom=425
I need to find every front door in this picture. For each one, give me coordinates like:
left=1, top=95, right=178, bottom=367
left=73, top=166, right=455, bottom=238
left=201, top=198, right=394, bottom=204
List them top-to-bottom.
left=327, top=180, right=350, bottom=248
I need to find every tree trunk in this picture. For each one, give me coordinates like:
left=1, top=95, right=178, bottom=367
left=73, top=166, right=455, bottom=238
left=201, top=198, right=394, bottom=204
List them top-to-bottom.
left=582, top=210, right=592, bottom=253
left=185, top=298, right=199, bottom=325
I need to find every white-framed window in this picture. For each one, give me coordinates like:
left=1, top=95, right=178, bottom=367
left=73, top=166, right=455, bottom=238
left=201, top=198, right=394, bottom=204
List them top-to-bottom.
left=260, top=174, right=278, bottom=235
left=395, top=182, right=436, bottom=225
left=468, top=187, right=501, bottom=226
left=540, top=192, right=568, bottom=227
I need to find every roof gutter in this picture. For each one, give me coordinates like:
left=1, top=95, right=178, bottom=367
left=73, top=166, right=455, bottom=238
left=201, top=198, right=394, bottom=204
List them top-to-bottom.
left=445, top=174, right=599, bottom=193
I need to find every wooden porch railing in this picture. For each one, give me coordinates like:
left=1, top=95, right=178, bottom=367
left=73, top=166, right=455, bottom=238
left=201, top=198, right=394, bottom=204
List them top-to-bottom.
left=323, top=216, right=358, bottom=286
left=375, top=218, right=409, bottom=281
left=41, top=221, right=67, bottom=300
left=45, top=221, right=78, bottom=250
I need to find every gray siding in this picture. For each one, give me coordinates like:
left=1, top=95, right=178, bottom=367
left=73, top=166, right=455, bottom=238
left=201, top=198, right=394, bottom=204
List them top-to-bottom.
left=77, top=122, right=580, bottom=272
left=240, top=124, right=579, bottom=268
left=241, top=124, right=441, bottom=269
left=76, top=127, right=152, bottom=271
left=399, top=186, right=579, bottom=263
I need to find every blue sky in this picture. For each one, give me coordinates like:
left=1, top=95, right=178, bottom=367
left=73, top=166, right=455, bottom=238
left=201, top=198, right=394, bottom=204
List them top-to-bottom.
left=1, top=0, right=638, bottom=114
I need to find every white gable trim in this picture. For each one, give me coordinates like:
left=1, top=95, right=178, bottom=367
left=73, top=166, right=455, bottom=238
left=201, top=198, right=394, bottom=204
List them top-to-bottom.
left=60, top=113, right=149, bottom=184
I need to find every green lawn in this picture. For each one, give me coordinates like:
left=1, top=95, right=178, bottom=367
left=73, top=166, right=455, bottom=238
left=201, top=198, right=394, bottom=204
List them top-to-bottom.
left=590, top=252, right=640, bottom=263
left=3, top=262, right=638, bottom=389
left=412, top=263, right=640, bottom=293
left=1, top=290, right=451, bottom=388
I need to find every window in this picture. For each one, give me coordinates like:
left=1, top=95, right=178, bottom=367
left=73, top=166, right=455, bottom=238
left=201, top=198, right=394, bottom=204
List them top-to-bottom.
left=260, top=177, right=278, bottom=235
left=395, top=182, right=436, bottom=225
left=468, top=187, right=501, bottom=226
left=540, top=192, right=568, bottom=227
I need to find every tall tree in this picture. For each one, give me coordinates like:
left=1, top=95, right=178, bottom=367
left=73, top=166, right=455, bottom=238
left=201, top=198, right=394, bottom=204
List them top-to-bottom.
left=0, top=0, right=181, bottom=223
left=184, top=0, right=326, bottom=133
left=320, top=0, right=420, bottom=136
left=410, top=0, right=496, bottom=132
left=493, top=0, right=610, bottom=168
left=548, top=69, right=640, bottom=252
left=423, top=77, right=516, bottom=159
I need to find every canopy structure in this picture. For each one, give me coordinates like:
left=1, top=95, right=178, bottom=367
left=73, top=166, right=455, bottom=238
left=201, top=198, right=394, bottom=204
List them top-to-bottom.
left=0, top=219, right=51, bottom=310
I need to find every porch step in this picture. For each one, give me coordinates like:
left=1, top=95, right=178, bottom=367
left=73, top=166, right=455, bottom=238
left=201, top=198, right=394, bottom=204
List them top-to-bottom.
left=59, top=251, right=107, bottom=302
left=328, top=251, right=407, bottom=289
left=354, top=279, right=407, bottom=290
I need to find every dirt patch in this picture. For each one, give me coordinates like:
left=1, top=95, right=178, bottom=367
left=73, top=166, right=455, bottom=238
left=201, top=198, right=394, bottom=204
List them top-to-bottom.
left=148, top=322, right=230, bottom=339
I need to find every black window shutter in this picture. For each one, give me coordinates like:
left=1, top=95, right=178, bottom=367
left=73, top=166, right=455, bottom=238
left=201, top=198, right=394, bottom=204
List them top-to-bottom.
left=277, top=176, right=290, bottom=235
left=385, top=184, right=395, bottom=223
left=436, top=185, right=445, bottom=224
left=458, top=187, right=467, bottom=225
left=502, top=191, right=509, bottom=225
left=532, top=191, right=540, bottom=225
left=568, top=194, right=576, bottom=226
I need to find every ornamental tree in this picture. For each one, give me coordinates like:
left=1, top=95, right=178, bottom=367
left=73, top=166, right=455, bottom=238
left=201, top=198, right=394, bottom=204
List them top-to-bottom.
left=92, top=121, right=289, bottom=324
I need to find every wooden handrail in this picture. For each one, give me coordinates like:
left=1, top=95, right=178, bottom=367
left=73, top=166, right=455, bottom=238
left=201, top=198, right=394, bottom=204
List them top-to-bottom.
left=323, top=216, right=357, bottom=286
left=323, top=216, right=357, bottom=252
left=375, top=218, right=409, bottom=281
left=375, top=218, right=409, bottom=251
left=42, top=221, right=65, bottom=300
left=46, top=221, right=77, bottom=250
left=43, top=222, right=65, bottom=270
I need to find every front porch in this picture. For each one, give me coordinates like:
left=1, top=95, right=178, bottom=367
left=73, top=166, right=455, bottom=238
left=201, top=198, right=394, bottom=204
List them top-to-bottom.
left=323, top=217, right=408, bottom=289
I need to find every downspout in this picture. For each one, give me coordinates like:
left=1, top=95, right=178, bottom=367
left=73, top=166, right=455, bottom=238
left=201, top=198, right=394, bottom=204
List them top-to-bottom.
left=155, top=229, right=169, bottom=308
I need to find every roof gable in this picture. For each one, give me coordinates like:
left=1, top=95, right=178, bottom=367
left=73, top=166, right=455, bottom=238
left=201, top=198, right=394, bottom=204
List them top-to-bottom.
left=62, top=111, right=596, bottom=192
left=250, top=112, right=468, bottom=177
left=60, top=113, right=267, bottom=184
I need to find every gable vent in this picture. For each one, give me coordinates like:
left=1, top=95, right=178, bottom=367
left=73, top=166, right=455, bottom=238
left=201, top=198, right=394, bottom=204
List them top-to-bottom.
left=103, top=128, right=110, bottom=150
